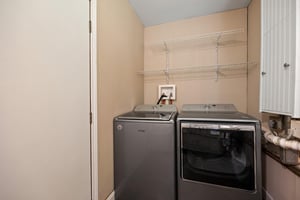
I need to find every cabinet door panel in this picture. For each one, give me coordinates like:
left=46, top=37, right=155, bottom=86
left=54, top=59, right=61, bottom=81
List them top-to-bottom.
left=260, top=0, right=295, bottom=115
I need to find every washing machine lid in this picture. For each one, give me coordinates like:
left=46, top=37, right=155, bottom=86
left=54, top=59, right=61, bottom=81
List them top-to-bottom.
left=117, top=104, right=177, bottom=121
left=134, top=104, right=177, bottom=112
left=117, top=111, right=174, bottom=121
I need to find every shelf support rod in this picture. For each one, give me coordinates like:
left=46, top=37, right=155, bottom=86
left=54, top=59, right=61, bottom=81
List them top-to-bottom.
left=215, top=33, right=222, bottom=81
left=164, top=41, right=170, bottom=84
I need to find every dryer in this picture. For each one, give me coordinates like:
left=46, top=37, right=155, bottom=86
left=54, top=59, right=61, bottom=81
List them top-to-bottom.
left=113, top=104, right=177, bottom=200
left=177, top=104, right=262, bottom=200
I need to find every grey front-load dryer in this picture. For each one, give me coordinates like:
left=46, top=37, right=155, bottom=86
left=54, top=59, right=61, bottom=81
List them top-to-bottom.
left=113, top=104, right=177, bottom=200
left=177, top=104, right=262, bottom=200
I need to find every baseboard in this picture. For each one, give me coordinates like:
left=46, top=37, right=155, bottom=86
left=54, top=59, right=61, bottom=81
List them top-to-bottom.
left=262, top=187, right=274, bottom=200
left=106, top=191, right=115, bottom=200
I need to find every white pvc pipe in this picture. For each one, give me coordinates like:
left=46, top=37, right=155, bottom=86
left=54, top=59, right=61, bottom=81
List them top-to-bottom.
left=264, top=129, right=300, bottom=151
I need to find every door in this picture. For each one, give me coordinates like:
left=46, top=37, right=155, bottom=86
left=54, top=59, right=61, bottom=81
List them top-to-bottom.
left=0, top=1, right=91, bottom=200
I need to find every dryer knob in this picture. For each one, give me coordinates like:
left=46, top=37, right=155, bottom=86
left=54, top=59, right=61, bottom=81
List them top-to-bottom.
left=116, top=124, right=123, bottom=131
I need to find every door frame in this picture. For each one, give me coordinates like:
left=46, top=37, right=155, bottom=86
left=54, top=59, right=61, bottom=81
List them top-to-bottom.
left=90, top=0, right=98, bottom=199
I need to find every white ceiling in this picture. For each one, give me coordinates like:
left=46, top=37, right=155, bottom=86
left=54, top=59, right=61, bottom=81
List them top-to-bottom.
left=128, top=0, right=252, bottom=27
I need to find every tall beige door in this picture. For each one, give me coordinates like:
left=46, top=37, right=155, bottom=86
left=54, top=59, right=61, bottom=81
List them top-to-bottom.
left=0, top=1, right=91, bottom=200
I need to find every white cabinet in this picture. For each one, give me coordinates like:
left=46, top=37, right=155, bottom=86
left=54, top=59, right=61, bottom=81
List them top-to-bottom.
left=260, top=0, right=300, bottom=118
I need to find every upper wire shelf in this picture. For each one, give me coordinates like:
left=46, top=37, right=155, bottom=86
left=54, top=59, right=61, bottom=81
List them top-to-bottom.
left=141, top=28, right=250, bottom=81
left=145, top=28, right=246, bottom=52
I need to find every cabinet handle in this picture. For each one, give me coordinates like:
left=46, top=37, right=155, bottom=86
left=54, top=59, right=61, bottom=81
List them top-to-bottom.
left=283, top=63, right=290, bottom=68
left=262, top=72, right=267, bottom=76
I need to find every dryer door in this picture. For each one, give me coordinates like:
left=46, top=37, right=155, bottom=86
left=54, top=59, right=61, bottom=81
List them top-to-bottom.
left=180, top=122, right=256, bottom=191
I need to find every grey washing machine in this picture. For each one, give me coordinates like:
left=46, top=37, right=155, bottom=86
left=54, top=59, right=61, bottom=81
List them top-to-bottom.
left=113, top=104, right=177, bottom=200
left=177, top=104, right=262, bottom=200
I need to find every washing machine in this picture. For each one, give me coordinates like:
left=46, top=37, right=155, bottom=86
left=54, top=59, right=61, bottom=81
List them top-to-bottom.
left=113, top=104, right=177, bottom=200
left=177, top=104, right=262, bottom=200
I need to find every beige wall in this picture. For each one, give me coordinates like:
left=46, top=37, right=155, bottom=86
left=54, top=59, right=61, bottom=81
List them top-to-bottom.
left=97, top=0, right=144, bottom=199
left=247, top=0, right=261, bottom=119
left=144, top=9, right=248, bottom=112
